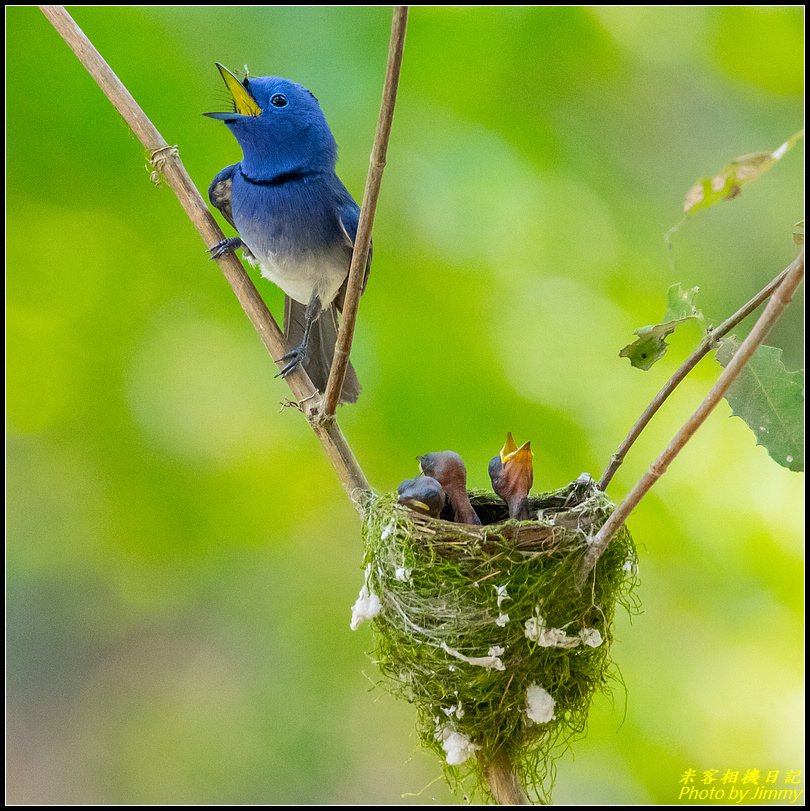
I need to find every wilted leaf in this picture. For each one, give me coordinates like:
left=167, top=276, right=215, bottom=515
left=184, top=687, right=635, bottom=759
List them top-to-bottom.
left=684, top=129, right=804, bottom=215
left=793, top=220, right=804, bottom=246
left=662, top=282, right=703, bottom=323
left=620, top=283, right=704, bottom=370
left=716, top=337, right=804, bottom=472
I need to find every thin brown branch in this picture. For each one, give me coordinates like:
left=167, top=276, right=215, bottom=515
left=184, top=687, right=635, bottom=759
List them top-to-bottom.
left=40, top=4, right=370, bottom=501
left=321, top=6, right=409, bottom=417
left=583, top=252, right=804, bottom=582
left=598, top=261, right=794, bottom=490
left=481, top=752, right=531, bottom=805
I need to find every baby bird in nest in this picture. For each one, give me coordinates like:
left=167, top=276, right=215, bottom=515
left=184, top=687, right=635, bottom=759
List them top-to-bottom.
left=488, top=432, right=534, bottom=520
left=418, top=451, right=481, bottom=526
left=397, top=475, right=446, bottom=519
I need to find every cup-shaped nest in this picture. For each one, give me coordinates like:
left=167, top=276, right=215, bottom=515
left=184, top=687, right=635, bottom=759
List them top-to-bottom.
left=359, top=476, right=638, bottom=803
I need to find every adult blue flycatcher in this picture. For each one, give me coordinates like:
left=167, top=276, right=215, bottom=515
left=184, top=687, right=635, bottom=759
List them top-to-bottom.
left=206, top=64, right=368, bottom=403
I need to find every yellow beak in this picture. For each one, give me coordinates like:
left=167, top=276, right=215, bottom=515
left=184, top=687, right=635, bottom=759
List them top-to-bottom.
left=216, top=62, right=262, bottom=117
left=499, top=432, right=518, bottom=464
left=500, top=433, right=532, bottom=467
left=506, top=441, right=533, bottom=468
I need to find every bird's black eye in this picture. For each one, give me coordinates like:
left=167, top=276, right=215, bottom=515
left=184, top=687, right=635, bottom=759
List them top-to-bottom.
left=270, top=94, right=288, bottom=108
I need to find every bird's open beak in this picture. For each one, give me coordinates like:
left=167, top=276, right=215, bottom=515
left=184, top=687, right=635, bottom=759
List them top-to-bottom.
left=204, top=63, right=262, bottom=120
left=499, top=432, right=518, bottom=464
left=500, top=433, right=533, bottom=470
left=508, top=441, right=533, bottom=471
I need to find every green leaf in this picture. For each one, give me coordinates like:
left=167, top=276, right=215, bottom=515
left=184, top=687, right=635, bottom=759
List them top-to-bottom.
left=683, top=129, right=804, bottom=215
left=661, top=282, right=703, bottom=323
left=620, top=283, right=703, bottom=370
left=715, top=337, right=804, bottom=472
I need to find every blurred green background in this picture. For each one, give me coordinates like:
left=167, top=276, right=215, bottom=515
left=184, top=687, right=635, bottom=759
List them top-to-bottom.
left=7, top=6, right=804, bottom=805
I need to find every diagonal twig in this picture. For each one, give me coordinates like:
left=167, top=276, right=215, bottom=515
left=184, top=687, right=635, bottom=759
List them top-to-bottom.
left=40, top=4, right=372, bottom=502
left=321, top=6, right=409, bottom=417
left=582, top=252, right=804, bottom=582
left=598, top=261, right=794, bottom=490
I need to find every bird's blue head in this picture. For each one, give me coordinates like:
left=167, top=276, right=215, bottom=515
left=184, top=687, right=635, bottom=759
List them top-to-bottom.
left=205, top=64, right=337, bottom=181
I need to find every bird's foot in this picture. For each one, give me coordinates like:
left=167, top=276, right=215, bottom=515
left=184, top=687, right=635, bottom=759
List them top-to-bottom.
left=207, top=237, right=243, bottom=260
left=275, top=342, right=307, bottom=378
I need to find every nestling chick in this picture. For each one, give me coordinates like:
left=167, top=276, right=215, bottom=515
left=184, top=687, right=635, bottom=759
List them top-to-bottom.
left=488, top=432, right=534, bottom=520
left=418, top=451, right=482, bottom=526
left=397, top=475, right=446, bottom=519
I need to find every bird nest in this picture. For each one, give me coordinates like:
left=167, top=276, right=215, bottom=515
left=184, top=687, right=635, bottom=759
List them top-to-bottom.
left=358, top=475, right=638, bottom=804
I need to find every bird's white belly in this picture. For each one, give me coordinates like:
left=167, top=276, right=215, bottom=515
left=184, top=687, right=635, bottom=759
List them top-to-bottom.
left=249, top=249, right=348, bottom=307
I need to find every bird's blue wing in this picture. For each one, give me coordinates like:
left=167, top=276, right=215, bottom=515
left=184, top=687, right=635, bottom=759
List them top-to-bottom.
left=208, top=164, right=238, bottom=230
left=335, top=182, right=372, bottom=295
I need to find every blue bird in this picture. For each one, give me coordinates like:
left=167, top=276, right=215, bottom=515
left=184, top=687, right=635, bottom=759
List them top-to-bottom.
left=205, top=63, right=368, bottom=403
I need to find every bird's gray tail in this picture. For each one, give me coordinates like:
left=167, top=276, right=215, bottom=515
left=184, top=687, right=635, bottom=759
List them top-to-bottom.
left=284, top=297, right=361, bottom=404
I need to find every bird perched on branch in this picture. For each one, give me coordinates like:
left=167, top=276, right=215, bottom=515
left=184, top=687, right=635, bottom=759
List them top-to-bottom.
left=205, top=64, right=369, bottom=403
left=488, top=433, right=534, bottom=520
left=418, top=451, right=481, bottom=526
left=397, top=475, right=446, bottom=519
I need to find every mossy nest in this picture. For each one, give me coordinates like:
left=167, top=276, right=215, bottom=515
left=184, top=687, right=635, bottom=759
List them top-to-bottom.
left=359, top=475, right=638, bottom=804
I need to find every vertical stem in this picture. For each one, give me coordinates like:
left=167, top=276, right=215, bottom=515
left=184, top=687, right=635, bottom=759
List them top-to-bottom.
left=321, top=6, right=409, bottom=416
left=482, top=752, right=531, bottom=805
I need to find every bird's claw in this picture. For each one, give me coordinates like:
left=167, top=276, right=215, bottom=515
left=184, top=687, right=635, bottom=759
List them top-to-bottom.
left=207, top=237, right=243, bottom=260
left=275, top=344, right=307, bottom=378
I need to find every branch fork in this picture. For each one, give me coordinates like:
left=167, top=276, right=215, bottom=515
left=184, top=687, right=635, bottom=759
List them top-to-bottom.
left=584, top=252, right=804, bottom=582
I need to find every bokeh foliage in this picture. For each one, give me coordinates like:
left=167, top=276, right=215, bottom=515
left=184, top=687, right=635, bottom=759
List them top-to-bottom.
left=7, top=6, right=803, bottom=804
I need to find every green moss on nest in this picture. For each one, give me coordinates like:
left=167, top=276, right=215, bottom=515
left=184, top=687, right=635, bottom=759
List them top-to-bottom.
left=360, top=476, right=638, bottom=804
